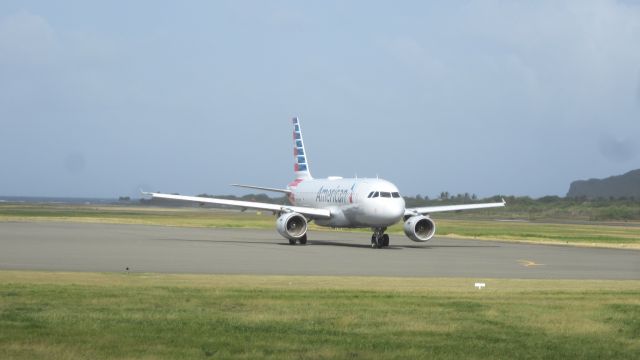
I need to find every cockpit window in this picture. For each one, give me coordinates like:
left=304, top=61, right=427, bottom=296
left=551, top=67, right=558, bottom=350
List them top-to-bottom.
left=370, top=191, right=400, bottom=198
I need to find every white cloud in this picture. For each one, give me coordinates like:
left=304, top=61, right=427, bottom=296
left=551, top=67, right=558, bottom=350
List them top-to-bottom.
left=0, top=10, right=57, bottom=65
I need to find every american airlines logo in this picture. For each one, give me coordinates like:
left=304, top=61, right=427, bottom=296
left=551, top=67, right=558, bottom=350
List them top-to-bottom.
left=316, top=186, right=352, bottom=203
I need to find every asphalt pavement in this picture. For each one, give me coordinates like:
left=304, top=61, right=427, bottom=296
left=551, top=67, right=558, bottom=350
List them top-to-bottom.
left=0, top=222, right=638, bottom=279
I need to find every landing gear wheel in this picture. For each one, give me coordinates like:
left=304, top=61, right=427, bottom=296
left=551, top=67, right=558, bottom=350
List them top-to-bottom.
left=371, top=227, right=388, bottom=249
left=299, top=234, right=308, bottom=245
left=371, top=235, right=381, bottom=248
left=288, top=239, right=296, bottom=245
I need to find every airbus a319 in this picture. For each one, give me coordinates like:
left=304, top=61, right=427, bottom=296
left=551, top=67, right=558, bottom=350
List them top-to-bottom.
left=146, top=117, right=505, bottom=248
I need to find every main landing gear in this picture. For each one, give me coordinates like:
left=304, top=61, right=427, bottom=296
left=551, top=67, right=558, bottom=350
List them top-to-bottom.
left=371, top=227, right=389, bottom=249
left=288, top=234, right=308, bottom=245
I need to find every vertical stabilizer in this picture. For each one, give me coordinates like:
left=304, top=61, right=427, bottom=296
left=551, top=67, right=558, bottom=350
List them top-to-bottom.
left=292, top=117, right=313, bottom=179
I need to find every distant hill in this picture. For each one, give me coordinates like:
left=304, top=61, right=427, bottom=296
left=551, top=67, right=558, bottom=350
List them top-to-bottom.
left=567, top=169, right=640, bottom=199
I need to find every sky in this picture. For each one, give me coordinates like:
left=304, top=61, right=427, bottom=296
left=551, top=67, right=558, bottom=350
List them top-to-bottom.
left=1, top=0, right=639, bottom=199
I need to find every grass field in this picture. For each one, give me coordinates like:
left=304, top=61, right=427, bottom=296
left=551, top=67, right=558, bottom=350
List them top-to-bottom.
left=1, top=203, right=638, bottom=249
left=0, top=271, right=639, bottom=359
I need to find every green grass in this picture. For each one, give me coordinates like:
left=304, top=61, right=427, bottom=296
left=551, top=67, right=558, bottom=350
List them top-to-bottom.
left=0, top=203, right=639, bottom=248
left=0, top=272, right=639, bottom=359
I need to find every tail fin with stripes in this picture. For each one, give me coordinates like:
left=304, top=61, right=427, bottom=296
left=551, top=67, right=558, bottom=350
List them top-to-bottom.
left=292, top=117, right=312, bottom=180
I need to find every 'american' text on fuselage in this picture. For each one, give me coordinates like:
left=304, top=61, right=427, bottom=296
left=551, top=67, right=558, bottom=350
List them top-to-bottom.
left=315, top=186, right=353, bottom=204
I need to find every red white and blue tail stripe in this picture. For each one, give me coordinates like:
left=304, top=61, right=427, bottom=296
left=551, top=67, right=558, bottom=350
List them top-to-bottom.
left=292, top=117, right=312, bottom=180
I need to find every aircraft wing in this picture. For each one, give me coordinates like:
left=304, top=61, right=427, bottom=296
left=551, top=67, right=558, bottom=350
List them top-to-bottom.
left=144, top=192, right=331, bottom=218
left=405, top=199, right=506, bottom=216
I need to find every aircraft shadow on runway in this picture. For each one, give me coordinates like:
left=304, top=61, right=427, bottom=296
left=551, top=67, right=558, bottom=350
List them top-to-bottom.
left=304, top=241, right=400, bottom=249
left=307, top=241, right=500, bottom=250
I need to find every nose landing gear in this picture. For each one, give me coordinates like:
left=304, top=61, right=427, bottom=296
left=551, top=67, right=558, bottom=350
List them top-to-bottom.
left=370, top=227, right=389, bottom=248
left=288, top=234, right=308, bottom=245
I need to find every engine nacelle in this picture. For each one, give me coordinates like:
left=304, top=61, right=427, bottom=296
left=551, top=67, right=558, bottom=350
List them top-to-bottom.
left=276, top=212, right=308, bottom=240
left=403, top=215, right=436, bottom=242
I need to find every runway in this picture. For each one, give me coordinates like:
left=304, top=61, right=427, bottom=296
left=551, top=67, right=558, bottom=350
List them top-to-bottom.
left=0, top=222, right=638, bottom=279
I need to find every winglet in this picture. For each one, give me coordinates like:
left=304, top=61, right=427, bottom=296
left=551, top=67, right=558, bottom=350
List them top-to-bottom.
left=501, top=197, right=507, bottom=205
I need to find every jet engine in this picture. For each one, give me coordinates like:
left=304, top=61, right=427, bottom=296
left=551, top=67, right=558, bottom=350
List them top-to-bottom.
left=276, top=212, right=308, bottom=240
left=403, top=215, right=436, bottom=242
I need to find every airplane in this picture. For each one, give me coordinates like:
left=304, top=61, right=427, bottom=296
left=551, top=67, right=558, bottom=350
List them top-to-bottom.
left=145, top=117, right=506, bottom=248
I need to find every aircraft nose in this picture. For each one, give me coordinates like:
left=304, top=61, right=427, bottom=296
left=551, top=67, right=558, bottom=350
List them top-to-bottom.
left=376, top=200, right=405, bottom=225
left=389, top=200, right=405, bottom=219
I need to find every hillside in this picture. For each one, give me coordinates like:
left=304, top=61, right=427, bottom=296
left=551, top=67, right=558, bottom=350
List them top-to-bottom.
left=567, top=169, right=640, bottom=199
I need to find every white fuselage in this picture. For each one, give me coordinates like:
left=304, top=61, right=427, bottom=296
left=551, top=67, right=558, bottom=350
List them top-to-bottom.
left=288, top=177, right=405, bottom=228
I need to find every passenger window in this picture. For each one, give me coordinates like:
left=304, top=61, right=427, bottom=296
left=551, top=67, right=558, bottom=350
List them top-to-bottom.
left=373, top=192, right=379, bottom=198
left=381, top=192, right=391, bottom=198
left=392, top=192, right=400, bottom=198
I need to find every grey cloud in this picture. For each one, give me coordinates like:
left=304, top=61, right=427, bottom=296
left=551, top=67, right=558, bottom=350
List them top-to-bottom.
left=598, top=135, right=636, bottom=163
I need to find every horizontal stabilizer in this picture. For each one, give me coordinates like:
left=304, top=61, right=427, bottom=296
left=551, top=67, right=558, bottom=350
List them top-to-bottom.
left=230, top=184, right=292, bottom=194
